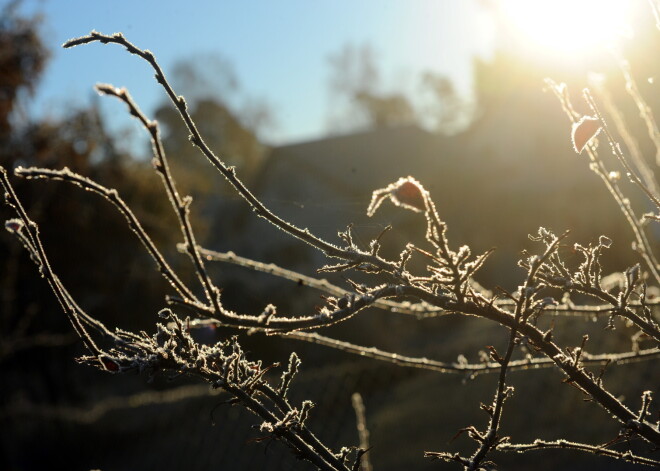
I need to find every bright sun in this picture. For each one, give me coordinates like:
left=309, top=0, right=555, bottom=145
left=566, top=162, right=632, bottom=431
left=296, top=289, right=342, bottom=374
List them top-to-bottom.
left=500, top=0, right=632, bottom=59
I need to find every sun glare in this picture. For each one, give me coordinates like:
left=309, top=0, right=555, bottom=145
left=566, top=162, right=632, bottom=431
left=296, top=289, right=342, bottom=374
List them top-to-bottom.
left=500, top=0, right=632, bottom=60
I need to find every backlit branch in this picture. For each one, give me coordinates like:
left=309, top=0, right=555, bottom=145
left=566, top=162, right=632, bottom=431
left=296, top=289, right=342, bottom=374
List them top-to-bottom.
left=0, top=27, right=657, bottom=471
left=63, top=31, right=401, bottom=276
left=94, top=83, right=221, bottom=312
left=14, top=166, right=199, bottom=304
left=283, top=331, right=660, bottom=376
left=498, top=439, right=660, bottom=468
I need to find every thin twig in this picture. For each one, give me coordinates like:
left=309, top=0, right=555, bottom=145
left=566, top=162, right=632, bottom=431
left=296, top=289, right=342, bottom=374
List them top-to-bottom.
left=63, top=31, right=401, bottom=276
left=618, top=59, right=660, bottom=167
left=590, top=75, right=659, bottom=195
left=547, top=80, right=660, bottom=286
left=94, top=84, right=221, bottom=312
left=584, top=89, right=660, bottom=211
left=15, top=166, right=199, bottom=304
left=0, top=167, right=104, bottom=354
left=196, top=246, right=446, bottom=318
left=180, top=284, right=414, bottom=332
left=282, top=331, right=660, bottom=376
left=351, top=393, right=372, bottom=471
left=498, top=439, right=660, bottom=468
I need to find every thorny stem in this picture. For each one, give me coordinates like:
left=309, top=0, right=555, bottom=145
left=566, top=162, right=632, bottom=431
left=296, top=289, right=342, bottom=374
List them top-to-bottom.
left=468, top=231, right=567, bottom=469
left=406, top=285, right=660, bottom=447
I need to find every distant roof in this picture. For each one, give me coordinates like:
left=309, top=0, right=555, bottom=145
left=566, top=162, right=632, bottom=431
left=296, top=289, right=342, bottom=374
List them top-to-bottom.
left=254, top=124, right=455, bottom=197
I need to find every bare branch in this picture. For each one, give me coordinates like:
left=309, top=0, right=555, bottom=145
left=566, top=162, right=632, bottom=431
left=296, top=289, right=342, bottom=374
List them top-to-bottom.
left=63, top=31, right=401, bottom=276
left=546, top=79, right=660, bottom=286
left=95, top=83, right=221, bottom=312
left=583, top=89, right=660, bottom=212
left=14, top=166, right=199, bottom=304
left=196, top=246, right=447, bottom=318
left=283, top=331, right=660, bottom=375
left=351, top=393, right=372, bottom=471
left=498, top=439, right=660, bottom=468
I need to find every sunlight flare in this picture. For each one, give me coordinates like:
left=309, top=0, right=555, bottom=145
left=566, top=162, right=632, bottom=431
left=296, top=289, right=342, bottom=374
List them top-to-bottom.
left=500, top=0, right=632, bottom=59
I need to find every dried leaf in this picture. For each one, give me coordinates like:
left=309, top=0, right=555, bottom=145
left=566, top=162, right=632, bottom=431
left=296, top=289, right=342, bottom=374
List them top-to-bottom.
left=572, top=116, right=602, bottom=154
left=367, top=176, right=429, bottom=217
left=392, top=178, right=428, bottom=212
left=4, top=218, right=23, bottom=233
left=99, top=356, right=120, bottom=372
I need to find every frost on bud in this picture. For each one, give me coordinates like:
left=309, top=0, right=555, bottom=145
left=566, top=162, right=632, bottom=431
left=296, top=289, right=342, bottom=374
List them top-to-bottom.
left=572, top=116, right=602, bottom=154
left=608, top=171, right=621, bottom=182
left=367, top=176, right=429, bottom=217
left=5, top=218, right=23, bottom=233
left=598, top=235, right=612, bottom=248
left=99, top=356, right=120, bottom=372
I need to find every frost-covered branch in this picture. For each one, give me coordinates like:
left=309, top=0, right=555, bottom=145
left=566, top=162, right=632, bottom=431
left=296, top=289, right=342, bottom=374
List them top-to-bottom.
left=0, top=26, right=658, bottom=471
left=63, top=31, right=402, bottom=277
left=547, top=79, right=660, bottom=285
left=282, top=331, right=660, bottom=376
left=498, top=439, right=660, bottom=468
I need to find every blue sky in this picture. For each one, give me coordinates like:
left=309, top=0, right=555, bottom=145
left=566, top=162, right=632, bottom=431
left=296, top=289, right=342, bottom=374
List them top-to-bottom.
left=17, top=0, right=493, bottom=148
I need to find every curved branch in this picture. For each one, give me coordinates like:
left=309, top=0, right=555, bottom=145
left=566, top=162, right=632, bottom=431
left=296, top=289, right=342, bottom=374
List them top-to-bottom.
left=63, top=31, right=400, bottom=275
left=94, top=84, right=221, bottom=312
left=15, top=166, right=199, bottom=304
left=1, top=167, right=109, bottom=354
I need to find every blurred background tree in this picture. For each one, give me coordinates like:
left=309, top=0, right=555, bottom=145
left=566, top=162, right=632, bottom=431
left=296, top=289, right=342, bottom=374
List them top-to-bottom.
left=0, top=0, right=180, bottom=419
left=325, top=43, right=470, bottom=134
left=326, top=43, right=417, bottom=132
left=154, top=55, right=274, bottom=195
